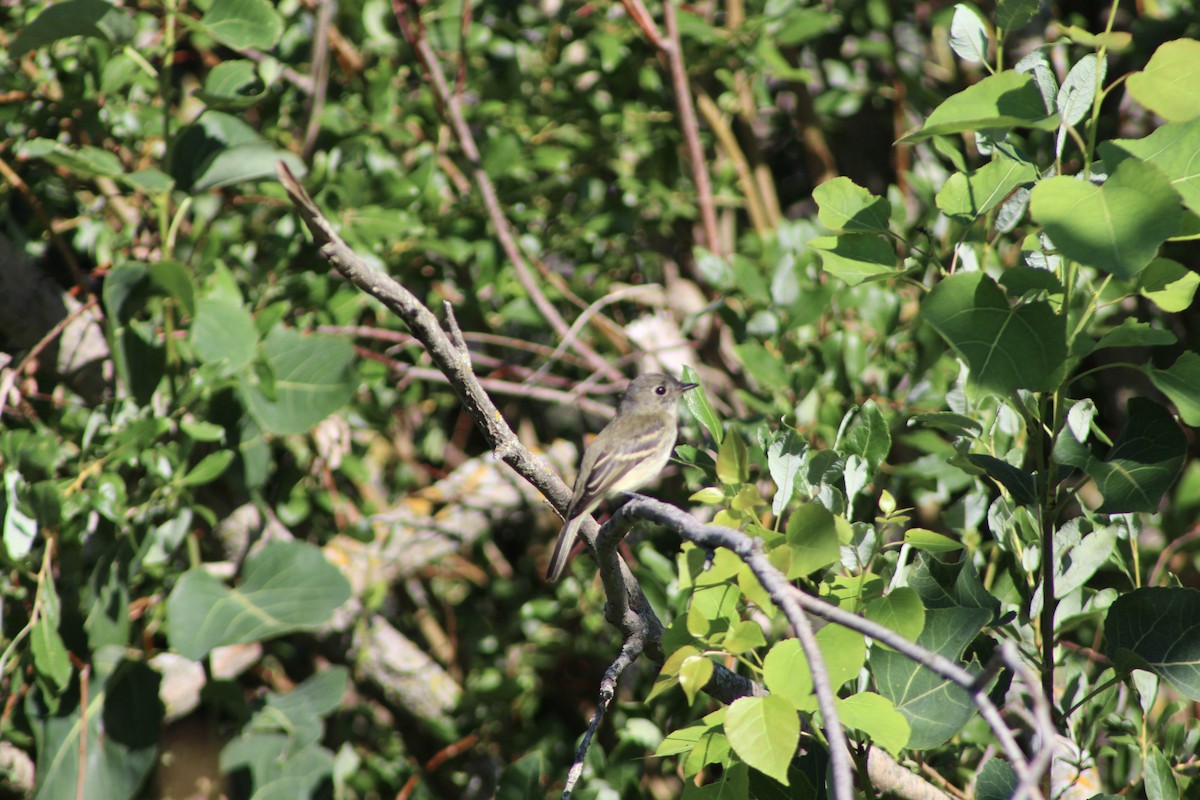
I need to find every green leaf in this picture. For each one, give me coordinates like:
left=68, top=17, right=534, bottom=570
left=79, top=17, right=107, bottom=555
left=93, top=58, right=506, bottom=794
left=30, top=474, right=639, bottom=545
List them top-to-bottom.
left=10, top=0, right=134, bottom=56
left=198, top=0, right=284, bottom=50
left=996, top=0, right=1039, bottom=31
left=949, top=4, right=989, bottom=64
left=1126, top=39, right=1200, bottom=123
left=1057, top=54, right=1104, bottom=129
left=198, top=59, right=267, bottom=107
left=900, top=70, right=1058, bottom=142
left=170, top=111, right=306, bottom=192
left=1106, top=118, right=1200, bottom=216
left=18, top=139, right=125, bottom=179
left=936, top=157, right=1037, bottom=223
left=1030, top=158, right=1180, bottom=279
left=812, top=177, right=891, bottom=234
left=810, top=234, right=898, bottom=285
left=1137, top=258, right=1200, bottom=313
left=149, top=259, right=196, bottom=317
left=920, top=271, right=1068, bottom=393
left=191, top=296, right=258, bottom=372
left=1093, top=318, right=1177, bottom=350
left=239, top=326, right=356, bottom=435
left=1148, top=351, right=1200, bottom=426
left=682, top=366, right=723, bottom=445
left=1052, top=397, right=1185, bottom=513
left=844, top=400, right=891, bottom=474
left=908, top=412, right=983, bottom=439
left=716, top=429, right=749, bottom=485
left=767, top=429, right=807, bottom=517
left=177, top=450, right=236, bottom=487
left=966, top=454, right=1038, bottom=505
left=3, top=470, right=38, bottom=560
left=785, top=503, right=841, bottom=577
left=903, top=528, right=965, bottom=555
left=166, top=541, right=351, bottom=660
left=864, top=587, right=926, bottom=644
left=1105, top=587, right=1200, bottom=701
left=871, top=606, right=989, bottom=748
left=30, top=618, right=72, bottom=696
left=725, top=620, right=768, bottom=655
left=817, top=624, right=866, bottom=688
left=763, top=639, right=815, bottom=711
left=649, top=645, right=702, bottom=702
left=29, top=654, right=163, bottom=800
left=679, top=655, right=715, bottom=704
left=250, top=667, right=348, bottom=749
left=835, top=692, right=910, bottom=754
left=724, top=695, right=798, bottom=785
left=219, top=733, right=335, bottom=800
left=1144, top=744, right=1180, bottom=800
left=496, top=751, right=545, bottom=800
left=976, top=759, right=1019, bottom=800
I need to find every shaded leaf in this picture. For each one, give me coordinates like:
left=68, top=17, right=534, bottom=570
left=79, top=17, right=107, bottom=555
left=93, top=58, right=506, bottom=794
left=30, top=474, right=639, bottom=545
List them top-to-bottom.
left=10, top=0, right=133, bottom=56
left=813, top=177, right=891, bottom=233
left=921, top=271, right=1067, bottom=393
left=1147, top=351, right=1200, bottom=426
left=1052, top=397, right=1185, bottom=513
left=1105, top=587, right=1200, bottom=700
left=871, top=606, right=989, bottom=748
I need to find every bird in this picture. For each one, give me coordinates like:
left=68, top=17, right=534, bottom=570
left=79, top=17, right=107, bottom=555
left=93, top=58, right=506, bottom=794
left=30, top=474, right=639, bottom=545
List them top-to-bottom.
left=546, top=373, right=698, bottom=581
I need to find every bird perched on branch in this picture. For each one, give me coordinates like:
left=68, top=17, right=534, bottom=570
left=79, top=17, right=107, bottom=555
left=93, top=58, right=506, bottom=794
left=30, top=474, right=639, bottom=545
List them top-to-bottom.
left=547, top=373, right=698, bottom=581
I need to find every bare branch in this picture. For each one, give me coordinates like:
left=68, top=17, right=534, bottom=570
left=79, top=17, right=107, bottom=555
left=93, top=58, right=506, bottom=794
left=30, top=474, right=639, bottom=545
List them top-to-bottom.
left=660, top=0, right=721, bottom=255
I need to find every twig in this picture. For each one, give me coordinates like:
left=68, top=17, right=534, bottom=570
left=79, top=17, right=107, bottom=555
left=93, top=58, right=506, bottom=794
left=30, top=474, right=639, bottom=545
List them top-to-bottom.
left=301, top=0, right=334, bottom=160
left=389, top=0, right=624, bottom=382
left=659, top=0, right=721, bottom=255
left=695, top=90, right=770, bottom=235
left=525, top=284, right=662, bottom=385
left=376, top=360, right=618, bottom=420
left=562, top=637, right=643, bottom=798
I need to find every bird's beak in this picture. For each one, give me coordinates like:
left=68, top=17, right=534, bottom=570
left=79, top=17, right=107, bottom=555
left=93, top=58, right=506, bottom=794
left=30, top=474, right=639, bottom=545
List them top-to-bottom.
left=681, top=382, right=699, bottom=392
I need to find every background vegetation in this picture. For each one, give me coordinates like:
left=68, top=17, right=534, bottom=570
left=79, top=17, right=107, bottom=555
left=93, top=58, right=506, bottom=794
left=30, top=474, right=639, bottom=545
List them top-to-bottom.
left=1, top=0, right=1198, bottom=798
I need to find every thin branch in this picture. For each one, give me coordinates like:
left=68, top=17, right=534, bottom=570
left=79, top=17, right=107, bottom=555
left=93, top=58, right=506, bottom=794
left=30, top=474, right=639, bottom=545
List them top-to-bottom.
left=301, top=0, right=334, bottom=160
left=660, top=0, right=721, bottom=255
left=695, top=89, right=770, bottom=236
left=277, top=153, right=660, bottom=638
left=525, top=283, right=662, bottom=386
left=562, top=637, right=644, bottom=798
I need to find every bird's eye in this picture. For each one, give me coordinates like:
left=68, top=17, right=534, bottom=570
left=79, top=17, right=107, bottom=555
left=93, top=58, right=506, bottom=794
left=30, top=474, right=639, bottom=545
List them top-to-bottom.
left=655, top=385, right=667, bottom=395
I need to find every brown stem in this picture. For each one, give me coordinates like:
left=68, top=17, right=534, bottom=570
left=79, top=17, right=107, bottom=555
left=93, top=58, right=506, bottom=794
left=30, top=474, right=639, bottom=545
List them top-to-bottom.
left=660, top=0, right=721, bottom=255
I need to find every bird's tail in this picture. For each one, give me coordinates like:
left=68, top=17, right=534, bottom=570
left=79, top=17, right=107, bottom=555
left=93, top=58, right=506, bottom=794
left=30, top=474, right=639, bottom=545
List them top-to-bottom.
left=547, top=515, right=584, bottom=581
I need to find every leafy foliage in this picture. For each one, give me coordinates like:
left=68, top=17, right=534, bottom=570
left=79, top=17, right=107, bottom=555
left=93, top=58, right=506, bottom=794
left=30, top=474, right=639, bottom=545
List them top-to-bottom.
left=1, top=0, right=1198, bottom=798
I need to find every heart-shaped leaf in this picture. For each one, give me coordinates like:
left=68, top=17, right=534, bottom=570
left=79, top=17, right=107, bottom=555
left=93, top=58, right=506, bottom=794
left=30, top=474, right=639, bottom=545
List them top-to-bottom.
left=1030, top=156, right=1179, bottom=279
left=921, top=271, right=1068, bottom=394
left=1105, top=587, right=1200, bottom=700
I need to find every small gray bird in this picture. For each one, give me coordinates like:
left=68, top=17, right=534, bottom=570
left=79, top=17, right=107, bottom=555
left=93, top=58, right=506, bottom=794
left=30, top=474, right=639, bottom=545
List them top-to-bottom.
left=547, top=373, right=698, bottom=581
